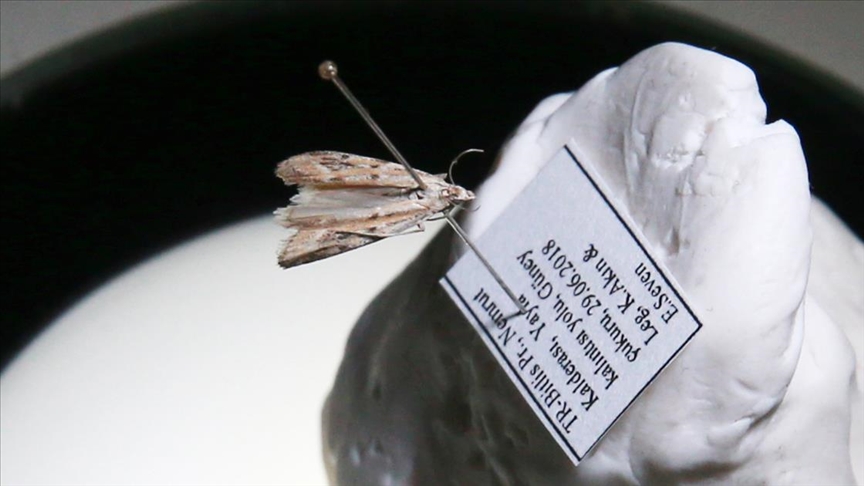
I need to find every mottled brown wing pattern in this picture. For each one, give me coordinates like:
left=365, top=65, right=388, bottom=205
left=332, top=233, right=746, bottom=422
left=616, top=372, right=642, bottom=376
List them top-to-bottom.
left=274, top=151, right=473, bottom=268
left=276, top=151, right=430, bottom=189
left=275, top=152, right=441, bottom=268
left=275, top=188, right=435, bottom=268
left=276, top=207, right=433, bottom=268
left=277, top=229, right=376, bottom=268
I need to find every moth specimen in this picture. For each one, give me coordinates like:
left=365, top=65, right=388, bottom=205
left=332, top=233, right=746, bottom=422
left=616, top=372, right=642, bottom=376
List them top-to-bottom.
left=273, top=60, right=523, bottom=312
left=274, top=150, right=474, bottom=268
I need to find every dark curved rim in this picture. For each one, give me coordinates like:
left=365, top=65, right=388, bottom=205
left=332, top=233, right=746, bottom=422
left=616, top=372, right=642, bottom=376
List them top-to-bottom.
left=3, top=1, right=863, bottom=112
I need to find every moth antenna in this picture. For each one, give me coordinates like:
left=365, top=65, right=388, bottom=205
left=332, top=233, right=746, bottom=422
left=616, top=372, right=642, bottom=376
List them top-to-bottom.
left=317, top=60, right=427, bottom=190
left=448, top=148, right=484, bottom=184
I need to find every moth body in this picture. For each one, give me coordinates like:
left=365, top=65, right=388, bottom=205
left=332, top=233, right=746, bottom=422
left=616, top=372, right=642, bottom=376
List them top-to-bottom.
left=275, top=151, right=474, bottom=268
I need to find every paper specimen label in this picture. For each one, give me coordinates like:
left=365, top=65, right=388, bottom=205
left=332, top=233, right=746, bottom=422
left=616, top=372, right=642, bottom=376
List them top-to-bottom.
left=441, top=141, right=702, bottom=466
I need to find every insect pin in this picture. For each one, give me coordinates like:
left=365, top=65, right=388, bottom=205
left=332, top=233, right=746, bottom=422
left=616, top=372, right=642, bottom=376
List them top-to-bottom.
left=275, top=61, right=525, bottom=314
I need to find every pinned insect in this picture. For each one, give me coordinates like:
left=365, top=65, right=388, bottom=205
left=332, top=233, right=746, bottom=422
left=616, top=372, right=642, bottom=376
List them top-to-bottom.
left=274, top=61, right=524, bottom=313
left=275, top=150, right=475, bottom=268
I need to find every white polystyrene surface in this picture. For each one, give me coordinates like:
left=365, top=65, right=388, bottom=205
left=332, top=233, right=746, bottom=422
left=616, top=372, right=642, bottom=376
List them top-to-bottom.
left=461, top=42, right=862, bottom=484
left=0, top=216, right=445, bottom=486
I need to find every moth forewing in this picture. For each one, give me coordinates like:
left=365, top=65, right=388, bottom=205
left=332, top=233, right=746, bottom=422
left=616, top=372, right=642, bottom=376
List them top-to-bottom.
left=275, top=151, right=474, bottom=268
left=277, top=151, right=422, bottom=189
left=277, top=228, right=376, bottom=269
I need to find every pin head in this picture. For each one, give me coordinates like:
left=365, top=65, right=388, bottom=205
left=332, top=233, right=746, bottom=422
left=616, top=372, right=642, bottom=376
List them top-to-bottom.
left=318, top=61, right=338, bottom=80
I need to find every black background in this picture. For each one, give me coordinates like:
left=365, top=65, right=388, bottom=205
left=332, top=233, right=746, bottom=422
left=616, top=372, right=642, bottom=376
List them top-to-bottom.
left=2, top=1, right=862, bottom=370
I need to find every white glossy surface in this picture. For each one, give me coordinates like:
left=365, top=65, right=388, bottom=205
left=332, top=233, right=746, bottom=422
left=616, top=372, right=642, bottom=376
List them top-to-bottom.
left=0, top=217, right=445, bottom=485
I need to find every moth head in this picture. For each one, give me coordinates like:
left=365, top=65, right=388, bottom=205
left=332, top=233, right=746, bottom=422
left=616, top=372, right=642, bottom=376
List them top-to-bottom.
left=441, top=185, right=475, bottom=205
